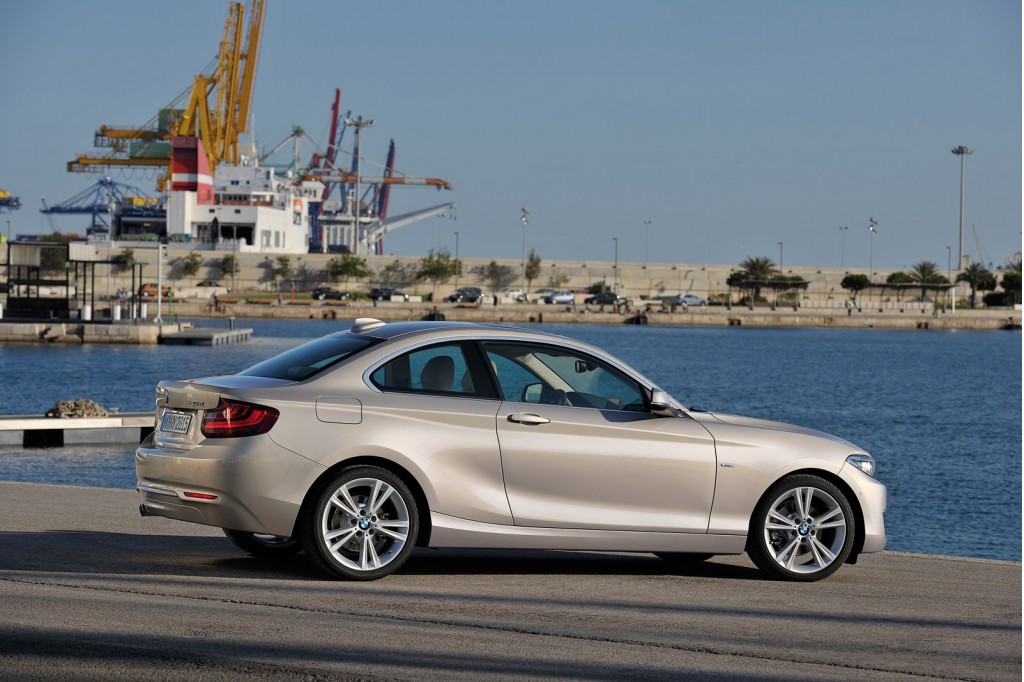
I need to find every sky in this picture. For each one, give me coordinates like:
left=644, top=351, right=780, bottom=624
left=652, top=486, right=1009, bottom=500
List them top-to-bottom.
left=0, top=0, right=1020, bottom=270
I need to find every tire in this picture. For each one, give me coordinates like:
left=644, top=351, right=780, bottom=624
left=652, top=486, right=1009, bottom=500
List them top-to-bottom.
left=300, top=465, right=419, bottom=581
left=747, top=474, right=855, bottom=582
left=223, top=529, right=302, bottom=557
left=654, top=552, right=714, bottom=563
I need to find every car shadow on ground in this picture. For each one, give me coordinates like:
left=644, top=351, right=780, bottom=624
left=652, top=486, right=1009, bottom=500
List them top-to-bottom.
left=0, top=530, right=762, bottom=581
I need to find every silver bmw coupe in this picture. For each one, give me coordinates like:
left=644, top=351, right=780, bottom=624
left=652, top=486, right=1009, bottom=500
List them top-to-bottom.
left=137, top=319, right=886, bottom=581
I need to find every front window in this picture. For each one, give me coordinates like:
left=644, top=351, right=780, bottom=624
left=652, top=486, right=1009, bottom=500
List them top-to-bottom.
left=239, top=334, right=381, bottom=381
left=482, top=342, right=647, bottom=412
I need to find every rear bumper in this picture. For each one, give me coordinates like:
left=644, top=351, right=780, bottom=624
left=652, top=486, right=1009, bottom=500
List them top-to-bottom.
left=135, top=432, right=325, bottom=537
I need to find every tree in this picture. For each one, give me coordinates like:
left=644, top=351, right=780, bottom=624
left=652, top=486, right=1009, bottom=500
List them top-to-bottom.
left=111, top=248, right=135, bottom=275
left=416, top=248, right=461, bottom=298
left=524, top=249, right=542, bottom=293
left=180, top=252, right=203, bottom=281
left=326, top=253, right=373, bottom=287
left=218, top=255, right=240, bottom=279
left=272, top=255, right=293, bottom=284
left=730, top=256, right=779, bottom=301
left=377, top=260, right=418, bottom=289
left=471, top=261, right=516, bottom=294
left=909, top=261, right=947, bottom=284
left=956, top=263, right=997, bottom=308
left=547, top=269, right=570, bottom=288
left=1001, top=270, right=1022, bottom=306
left=886, top=271, right=914, bottom=284
left=840, top=273, right=870, bottom=303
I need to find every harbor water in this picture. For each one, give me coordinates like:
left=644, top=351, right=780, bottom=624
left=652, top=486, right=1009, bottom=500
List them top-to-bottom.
left=0, top=318, right=1020, bottom=561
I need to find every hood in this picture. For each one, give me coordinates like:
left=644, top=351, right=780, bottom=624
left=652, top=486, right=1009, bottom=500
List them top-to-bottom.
left=697, top=411, right=861, bottom=450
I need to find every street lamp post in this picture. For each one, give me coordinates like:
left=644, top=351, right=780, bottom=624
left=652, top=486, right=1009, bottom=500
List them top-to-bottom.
left=345, top=117, right=375, bottom=254
left=951, top=146, right=973, bottom=271
left=520, top=207, right=529, bottom=295
left=868, top=217, right=878, bottom=281
left=643, top=219, right=652, bottom=266
left=839, top=226, right=848, bottom=268
left=453, top=230, right=460, bottom=290
left=612, top=237, right=619, bottom=294
left=777, top=241, right=783, bottom=272
left=946, top=245, right=951, bottom=281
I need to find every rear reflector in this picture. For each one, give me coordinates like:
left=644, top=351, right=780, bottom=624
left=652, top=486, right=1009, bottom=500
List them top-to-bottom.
left=201, top=399, right=279, bottom=438
left=183, top=491, right=219, bottom=500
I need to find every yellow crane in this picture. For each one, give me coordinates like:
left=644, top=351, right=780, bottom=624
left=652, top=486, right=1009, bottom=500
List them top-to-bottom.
left=68, top=0, right=265, bottom=181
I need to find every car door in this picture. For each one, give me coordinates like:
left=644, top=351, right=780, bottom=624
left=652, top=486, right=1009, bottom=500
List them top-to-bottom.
left=364, top=341, right=512, bottom=525
left=483, top=341, right=717, bottom=533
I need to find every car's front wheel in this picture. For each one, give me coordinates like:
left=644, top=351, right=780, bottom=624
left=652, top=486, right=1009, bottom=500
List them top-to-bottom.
left=301, top=466, right=419, bottom=580
left=747, top=474, right=855, bottom=582
left=223, top=529, right=302, bottom=557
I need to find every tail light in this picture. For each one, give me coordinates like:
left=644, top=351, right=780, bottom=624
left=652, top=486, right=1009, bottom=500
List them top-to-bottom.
left=201, top=399, right=279, bottom=438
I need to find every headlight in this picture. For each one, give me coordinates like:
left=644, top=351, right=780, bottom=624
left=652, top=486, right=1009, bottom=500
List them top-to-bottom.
left=846, top=454, right=876, bottom=478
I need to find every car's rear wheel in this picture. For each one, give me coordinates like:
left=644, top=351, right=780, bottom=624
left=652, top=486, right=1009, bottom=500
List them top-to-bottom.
left=301, top=466, right=419, bottom=580
left=747, top=474, right=855, bottom=582
left=223, top=529, right=301, bottom=557
left=653, top=552, right=714, bottom=563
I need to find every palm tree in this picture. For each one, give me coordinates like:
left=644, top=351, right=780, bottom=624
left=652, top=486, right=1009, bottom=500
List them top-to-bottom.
left=731, top=256, right=779, bottom=303
left=907, top=260, right=949, bottom=305
left=909, top=261, right=946, bottom=284
left=956, top=263, right=996, bottom=308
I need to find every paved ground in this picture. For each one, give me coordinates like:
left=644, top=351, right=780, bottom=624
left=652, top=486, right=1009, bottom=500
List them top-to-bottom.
left=0, top=482, right=1019, bottom=681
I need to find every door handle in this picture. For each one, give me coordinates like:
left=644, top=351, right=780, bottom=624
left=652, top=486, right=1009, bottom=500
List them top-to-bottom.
left=507, top=413, right=550, bottom=425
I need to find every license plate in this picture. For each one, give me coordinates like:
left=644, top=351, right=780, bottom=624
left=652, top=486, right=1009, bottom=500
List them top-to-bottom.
left=161, top=411, right=193, bottom=434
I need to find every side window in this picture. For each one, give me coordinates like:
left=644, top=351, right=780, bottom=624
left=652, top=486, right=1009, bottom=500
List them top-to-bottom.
left=371, top=342, right=482, bottom=397
left=483, top=342, right=647, bottom=412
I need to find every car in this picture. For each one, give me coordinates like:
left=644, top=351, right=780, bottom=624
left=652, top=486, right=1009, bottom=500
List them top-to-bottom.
left=196, top=280, right=223, bottom=288
left=138, top=283, right=173, bottom=298
left=311, top=287, right=349, bottom=301
left=369, top=287, right=409, bottom=302
left=444, top=287, right=483, bottom=303
left=498, top=287, right=524, bottom=301
left=543, top=291, right=576, bottom=304
left=584, top=292, right=621, bottom=305
left=669, top=294, right=708, bottom=307
left=137, top=319, right=886, bottom=582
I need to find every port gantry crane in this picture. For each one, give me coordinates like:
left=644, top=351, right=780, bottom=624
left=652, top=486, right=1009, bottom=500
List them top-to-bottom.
left=67, top=0, right=265, bottom=185
left=39, top=178, right=158, bottom=234
left=0, top=190, right=21, bottom=212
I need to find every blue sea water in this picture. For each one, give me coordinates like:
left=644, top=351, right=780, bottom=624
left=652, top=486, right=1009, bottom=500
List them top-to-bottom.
left=0, top=318, right=1020, bottom=561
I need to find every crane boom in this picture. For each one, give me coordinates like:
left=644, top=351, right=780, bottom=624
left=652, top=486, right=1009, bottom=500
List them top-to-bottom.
left=67, top=1, right=265, bottom=178
left=309, top=170, right=451, bottom=191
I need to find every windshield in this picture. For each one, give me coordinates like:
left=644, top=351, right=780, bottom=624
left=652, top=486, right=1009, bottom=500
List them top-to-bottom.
left=239, top=334, right=381, bottom=382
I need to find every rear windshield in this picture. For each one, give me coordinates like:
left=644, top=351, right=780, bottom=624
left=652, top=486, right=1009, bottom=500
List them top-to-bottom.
left=238, top=334, right=381, bottom=381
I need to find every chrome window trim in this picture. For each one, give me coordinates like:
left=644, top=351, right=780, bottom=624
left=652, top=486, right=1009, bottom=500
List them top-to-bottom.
left=359, top=332, right=663, bottom=413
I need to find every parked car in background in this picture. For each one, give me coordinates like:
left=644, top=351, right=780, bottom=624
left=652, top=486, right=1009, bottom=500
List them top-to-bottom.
left=196, top=280, right=222, bottom=288
left=139, top=283, right=174, bottom=298
left=311, top=287, right=349, bottom=301
left=369, top=287, right=409, bottom=302
left=444, top=287, right=482, bottom=303
left=498, top=287, right=524, bottom=301
left=543, top=291, right=575, bottom=304
left=584, top=292, right=621, bottom=306
left=668, top=294, right=708, bottom=307
left=137, top=319, right=886, bottom=582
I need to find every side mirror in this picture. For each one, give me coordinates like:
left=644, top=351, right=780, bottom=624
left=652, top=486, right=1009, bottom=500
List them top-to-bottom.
left=650, top=389, right=685, bottom=418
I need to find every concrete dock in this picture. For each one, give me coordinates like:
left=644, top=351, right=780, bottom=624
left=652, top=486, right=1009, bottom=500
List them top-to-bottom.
left=0, top=412, right=153, bottom=447
left=0, top=481, right=1019, bottom=680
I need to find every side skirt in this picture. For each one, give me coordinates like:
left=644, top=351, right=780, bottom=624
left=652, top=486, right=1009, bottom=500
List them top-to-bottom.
left=428, top=512, right=747, bottom=554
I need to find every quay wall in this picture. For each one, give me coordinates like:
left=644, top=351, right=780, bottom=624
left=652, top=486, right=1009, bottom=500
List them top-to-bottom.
left=6, top=244, right=1009, bottom=307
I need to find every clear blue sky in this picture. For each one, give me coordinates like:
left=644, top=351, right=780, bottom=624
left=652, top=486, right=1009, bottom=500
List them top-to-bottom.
left=1, top=0, right=1020, bottom=270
